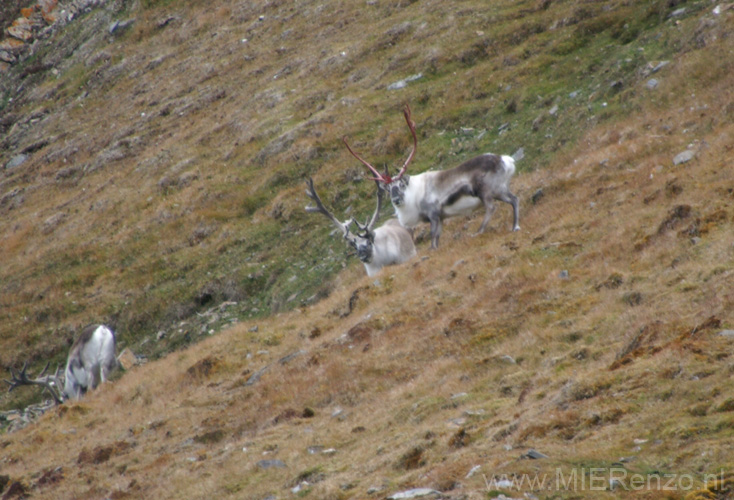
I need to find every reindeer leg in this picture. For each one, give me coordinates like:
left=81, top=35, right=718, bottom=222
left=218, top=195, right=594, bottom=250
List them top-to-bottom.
left=498, top=191, right=520, bottom=231
left=477, top=200, right=497, bottom=234
left=429, top=214, right=443, bottom=249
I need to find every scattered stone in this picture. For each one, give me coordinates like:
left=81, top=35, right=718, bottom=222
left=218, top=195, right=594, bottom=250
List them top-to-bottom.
left=670, top=8, right=686, bottom=17
left=109, top=18, right=135, bottom=35
left=652, top=61, right=670, bottom=73
left=387, top=73, right=423, bottom=90
left=646, top=78, right=659, bottom=90
left=569, top=90, right=580, bottom=98
left=549, top=105, right=558, bottom=116
left=512, top=147, right=524, bottom=161
left=673, top=150, right=695, bottom=165
left=5, top=154, right=28, bottom=170
left=531, top=188, right=544, bottom=204
left=41, top=212, right=66, bottom=234
left=559, top=270, right=569, bottom=279
left=718, top=330, right=734, bottom=338
left=117, top=348, right=144, bottom=370
left=278, top=350, right=305, bottom=365
left=500, top=354, right=516, bottom=364
left=245, top=365, right=269, bottom=386
left=448, top=417, right=467, bottom=427
left=307, top=446, right=324, bottom=454
left=523, top=449, right=548, bottom=459
left=256, top=459, right=286, bottom=469
left=465, top=465, right=481, bottom=478
left=291, top=481, right=309, bottom=494
left=387, top=488, right=442, bottom=499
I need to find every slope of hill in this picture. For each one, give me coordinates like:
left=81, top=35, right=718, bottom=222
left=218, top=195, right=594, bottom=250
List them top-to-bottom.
left=1, top=0, right=733, bottom=498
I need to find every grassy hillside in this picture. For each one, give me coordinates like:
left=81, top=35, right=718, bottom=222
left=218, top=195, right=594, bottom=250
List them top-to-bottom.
left=1, top=0, right=733, bottom=498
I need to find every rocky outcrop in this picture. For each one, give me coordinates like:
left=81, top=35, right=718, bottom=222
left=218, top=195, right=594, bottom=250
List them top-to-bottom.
left=0, top=0, right=105, bottom=72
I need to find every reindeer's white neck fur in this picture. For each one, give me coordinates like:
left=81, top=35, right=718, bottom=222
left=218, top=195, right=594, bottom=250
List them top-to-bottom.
left=394, top=173, right=430, bottom=228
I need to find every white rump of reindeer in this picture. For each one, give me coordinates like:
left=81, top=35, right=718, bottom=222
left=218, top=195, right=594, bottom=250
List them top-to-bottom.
left=63, top=324, right=118, bottom=401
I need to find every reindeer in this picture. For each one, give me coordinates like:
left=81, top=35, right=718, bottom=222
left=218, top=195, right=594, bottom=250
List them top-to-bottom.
left=343, top=105, right=520, bottom=249
left=305, top=177, right=416, bottom=277
left=5, top=324, right=118, bottom=404
left=63, top=324, right=118, bottom=401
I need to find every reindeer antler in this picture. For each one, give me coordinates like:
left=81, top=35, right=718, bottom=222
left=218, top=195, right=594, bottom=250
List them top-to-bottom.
left=343, top=104, right=418, bottom=184
left=393, top=104, right=418, bottom=182
left=342, top=136, right=388, bottom=183
left=360, top=176, right=385, bottom=235
left=305, top=178, right=354, bottom=239
left=5, top=361, right=64, bottom=405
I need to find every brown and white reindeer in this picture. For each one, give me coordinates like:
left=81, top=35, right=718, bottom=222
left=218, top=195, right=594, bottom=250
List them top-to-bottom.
left=343, top=105, right=520, bottom=249
left=305, top=177, right=416, bottom=277
left=5, top=324, right=118, bottom=404
left=63, top=324, right=118, bottom=401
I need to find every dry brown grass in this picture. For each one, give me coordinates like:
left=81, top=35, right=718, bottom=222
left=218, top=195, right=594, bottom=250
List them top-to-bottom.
left=1, top=0, right=734, bottom=498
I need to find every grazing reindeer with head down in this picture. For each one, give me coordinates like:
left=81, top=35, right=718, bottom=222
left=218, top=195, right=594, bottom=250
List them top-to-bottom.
left=343, top=105, right=520, bottom=249
left=305, top=177, right=416, bottom=277
left=5, top=324, right=118, bottom=404
left=63, top=324, right=118, bottom=401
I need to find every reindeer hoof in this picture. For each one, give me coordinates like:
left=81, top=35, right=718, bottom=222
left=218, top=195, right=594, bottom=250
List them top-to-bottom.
left=512, top=225, right=521, bottom=232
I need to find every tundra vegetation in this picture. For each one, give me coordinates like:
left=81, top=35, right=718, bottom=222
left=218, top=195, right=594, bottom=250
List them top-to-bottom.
left=0, top=0, right=733, bottom=499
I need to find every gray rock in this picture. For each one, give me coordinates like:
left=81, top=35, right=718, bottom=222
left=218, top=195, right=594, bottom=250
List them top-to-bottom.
left=109, top=18, right=135, bottom=35
left=0, top=50, right=16, bottom=63
left=652, top=61, right=670, bottom=73
left=387, top=73, right=423, bottom=90
left=646, top=78, right=659, bottom=90
left=512, top=147, right=525, bottom=162
left=673, top=150, right=695, bottom=165
left=5, top=154, right=28, bottom=170
left=531, top=188, right=544, bottom=205
left=41, top=212, right=66, bottom=234
left=559, top=270, right=569, bottom=279
left=718, top=330, right=734, bottom=338
left=278, top=350, right=305, bottom=365
left=500, top=354, right=517, bottom=364
left=245, top=365, right=269, bottom=386
left=523, top=449, right=548, bottom=459
left=256, top=459, right=286, bottom=469
left=387, top=488, right=442, bottom=499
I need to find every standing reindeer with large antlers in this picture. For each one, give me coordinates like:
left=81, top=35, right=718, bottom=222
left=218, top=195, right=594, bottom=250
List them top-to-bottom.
left=344, top=105, right=520, bottom=249
left=305, top=177, right=416, bottom=277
